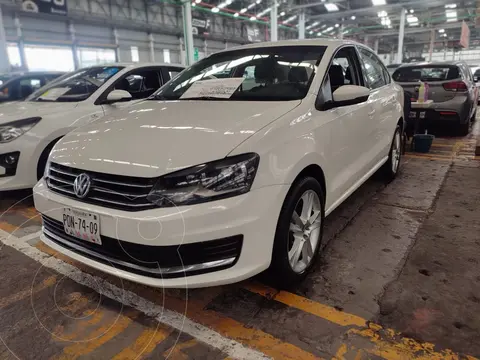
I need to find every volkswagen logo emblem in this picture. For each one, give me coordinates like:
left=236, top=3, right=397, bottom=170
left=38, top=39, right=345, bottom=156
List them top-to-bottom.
left=73, top=173, right=91, bottom=199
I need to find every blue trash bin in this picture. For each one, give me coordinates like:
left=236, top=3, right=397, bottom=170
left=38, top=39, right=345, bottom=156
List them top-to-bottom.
left=412, top=134, right=435, bottom=153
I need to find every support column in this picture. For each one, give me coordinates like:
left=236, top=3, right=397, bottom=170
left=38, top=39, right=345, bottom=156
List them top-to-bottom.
left=182, top=0, right=194, bottom=65
left=270, top=0, right=278, bottom=42
left=0, top=7, right=10, bottom=72
left=397, top=8, right=406, bottom=63
left=298, top=11, right=305, bottom=40
left=14, top=15, right=27, bottom=70
left=69, top=21, right=79, bottom=69
left=339, top=23, right=344, bottom=40
left=113, top=27, right=120, bottom=62
left=428, top=29, right=434, bottom=61
left=148, top=33, right=155, bottom=62
left=364, top=35, right=369, bottom=47
left=374, top=38, right=379, bottom=53
left=203, top=39, right=208, bottom=59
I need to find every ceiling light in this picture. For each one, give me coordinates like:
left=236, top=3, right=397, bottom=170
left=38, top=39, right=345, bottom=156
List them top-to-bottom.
left=195, top=0, right=201, bottom=3
left=226, top=0, right=232, bottom=4
left=256, top=0, right=261, bottom=3
left=372, top=0, right=386, bottom=5
left=191, top=2, right=196, bottom=6
left=247, top=3, right=255, bottom=9
left=324, top=3, right=339, bottom=11
left=445, top=4, right=456, bottom=8
left=211, top=7, right=219, bottom=12
left=258, top=7, right=271, bottom=16
left=240, top=8, right=247, bottom=13
left=409, top=9, right=414, bottom=13
left=446, top=9, right=457, bottom=18
left=280, top=11, right=285, bottom=16
left=378, top=11, right=387, bottom=17
left=234, top=12, right=239, bottom=16
left=283, top=15, right=297, bottom=23
left=351, top=15, right=356, bottom=20
left=406, top=15, right=418, bottom=23
left=250, top=16, right=256, bottom=20
left=447, top=17, right=457, bottom=22
left=306, top=21, right=319, bottom=30
left=335, top=23, right=339, bottom=27
left=326, top=26, right=334, bottom=32
left=438, top=28, right=445, bottom=33
left=309, top=30, right=313, bottom=34
left=317, top=32, right=322, bottom=36
left=442, top=33, right=447, bottom=37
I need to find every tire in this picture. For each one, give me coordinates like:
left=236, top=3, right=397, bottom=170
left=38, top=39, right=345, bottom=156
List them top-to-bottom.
left=458, top=117, right=471, bottom=136
left=381, top=125, right=402, bottom=182
left=36, top=140, right=60, bottom=180
left=268, top=176, right=325, bottom=288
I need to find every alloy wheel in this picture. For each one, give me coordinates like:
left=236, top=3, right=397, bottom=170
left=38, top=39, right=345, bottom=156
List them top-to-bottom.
left=288, top=190, right=322, bottom=273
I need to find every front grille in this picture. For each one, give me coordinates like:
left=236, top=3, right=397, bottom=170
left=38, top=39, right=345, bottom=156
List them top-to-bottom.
left=46, top=162, right=157, bottom=211
left=42, top=215, right=243, bottom=278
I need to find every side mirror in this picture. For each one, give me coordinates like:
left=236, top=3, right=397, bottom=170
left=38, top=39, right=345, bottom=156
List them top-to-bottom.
left=474, top=76, right=479, bottom=83
left=323, top=85, right=370, bottom=110
left=104, top=89, right=132, bottom=104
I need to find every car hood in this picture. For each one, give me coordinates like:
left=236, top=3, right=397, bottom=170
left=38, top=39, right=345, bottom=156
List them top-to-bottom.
left=51, top=100, right=300, bottom=177
left=0, top=101, right=78, bottom=125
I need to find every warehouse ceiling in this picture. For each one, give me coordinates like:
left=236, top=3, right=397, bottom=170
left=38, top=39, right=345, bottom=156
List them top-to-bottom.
left=192, top=0, right=479, bottom=52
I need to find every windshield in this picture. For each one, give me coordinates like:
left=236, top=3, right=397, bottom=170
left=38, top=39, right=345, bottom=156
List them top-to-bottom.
left=152, top=46, right=326, bottom=101
left=29, top=66, right=123, bottom=102
left=393, top=66, right=460, bottom=82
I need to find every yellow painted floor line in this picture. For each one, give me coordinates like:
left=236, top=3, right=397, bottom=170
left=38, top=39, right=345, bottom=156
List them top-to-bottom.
left=405, top=152, right=453, bottom=159
left=404, top=154, right=452, bottom=162
left=0, top=221, right=19, bottom=233
left=0, top=275, right=57, bottom=309
left=244, top=282, right=366, bottom=328
left=246, top=284, right=478, bottom=360
left=52, top=311, right=137, bottom=360
left=112, top=326, right=171, bottom=360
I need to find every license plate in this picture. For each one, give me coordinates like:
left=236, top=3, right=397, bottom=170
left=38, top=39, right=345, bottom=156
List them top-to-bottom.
left=409, top=111, right=416, bottom=119
left=419, top=111, right=426, bottom=119
left=63, top=208, right=101, bottom=245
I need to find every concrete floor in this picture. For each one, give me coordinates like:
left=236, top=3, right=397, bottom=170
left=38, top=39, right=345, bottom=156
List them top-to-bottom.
left=0, top=128, right=479, bottom=360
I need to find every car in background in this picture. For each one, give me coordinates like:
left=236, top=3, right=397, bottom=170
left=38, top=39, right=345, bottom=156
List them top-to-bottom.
left=33, top=40, right=404, bottom=288
left=392, top=61, right=477, bottom=135
left=0, top=62, right=184, bottom=191
left=0, top=71, right=65, bottom=103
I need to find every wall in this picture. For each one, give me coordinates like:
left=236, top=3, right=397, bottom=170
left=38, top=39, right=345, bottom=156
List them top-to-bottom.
left=0, top=0, right=296, bottom=70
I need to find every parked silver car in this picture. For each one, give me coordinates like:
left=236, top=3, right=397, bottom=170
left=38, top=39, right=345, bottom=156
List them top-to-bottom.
left=392, top=61, right=477, bottom=135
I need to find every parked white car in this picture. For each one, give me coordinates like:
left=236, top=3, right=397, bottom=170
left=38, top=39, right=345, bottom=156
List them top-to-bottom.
left=34, top=40, right=404, bottom=288
left=0, top=62, right=183, bottom=191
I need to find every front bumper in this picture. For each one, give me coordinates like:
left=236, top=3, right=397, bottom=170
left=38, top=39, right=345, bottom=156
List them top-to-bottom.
left=0, top=136, right=41, bottom=191
left=33, top=179, right=289, bottom=288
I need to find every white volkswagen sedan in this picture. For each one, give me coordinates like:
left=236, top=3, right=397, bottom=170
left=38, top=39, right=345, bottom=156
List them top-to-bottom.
left=34, top=40, right=404, bottom=288
left=0, top=62, right=183, bottom=191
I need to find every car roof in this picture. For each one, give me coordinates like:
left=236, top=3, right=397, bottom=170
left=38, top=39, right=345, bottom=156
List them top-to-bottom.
left=217, top=39, right=363, bottom=53
left=81, top=62, right=184, bottom=70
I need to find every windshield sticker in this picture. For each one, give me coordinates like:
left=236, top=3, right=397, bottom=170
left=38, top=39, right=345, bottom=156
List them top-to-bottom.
left=98, top=67, right=120, bottom=80
left=180, top=78, right=244, bottom=99
left=38, top=87, right=71, bottom=101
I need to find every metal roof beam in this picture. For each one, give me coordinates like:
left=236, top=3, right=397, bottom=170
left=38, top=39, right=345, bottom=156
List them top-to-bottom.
left=366, top=21, right=464, bottom=36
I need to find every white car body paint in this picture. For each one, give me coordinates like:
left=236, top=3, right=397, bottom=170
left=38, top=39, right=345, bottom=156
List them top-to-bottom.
left=33, top=39, right=404, bottom=288
left=0, top=62, right=183, bottom=191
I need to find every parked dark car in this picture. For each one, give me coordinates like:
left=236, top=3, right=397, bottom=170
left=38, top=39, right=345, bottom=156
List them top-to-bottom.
left=392, top=61, right=477, bottom=135
left=0, top=71, right=65, bottom=103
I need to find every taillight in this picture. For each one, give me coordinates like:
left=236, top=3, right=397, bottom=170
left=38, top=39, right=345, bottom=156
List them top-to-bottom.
left=443, top=81, right=468, bottom=92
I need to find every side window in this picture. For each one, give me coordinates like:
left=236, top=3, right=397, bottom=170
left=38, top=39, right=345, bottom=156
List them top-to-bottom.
left=324, top=46, right=362, bottom=99
left=358, top=48, right=387, bottom=90
left=241, top=65, right=259, bottom=91
left=114, top=69, right=161, bottom=99
left=19, top=77, right=44, bottom=98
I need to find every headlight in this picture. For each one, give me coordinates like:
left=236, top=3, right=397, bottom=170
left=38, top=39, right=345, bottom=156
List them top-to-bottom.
left=0, top=117, right=41, bottom=143
left=147, top=153, right=260, bottom=207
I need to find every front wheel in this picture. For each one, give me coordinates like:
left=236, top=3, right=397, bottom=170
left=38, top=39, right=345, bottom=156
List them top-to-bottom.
left=381, top=125, right=402, bottom=182
left=268, top=177, right=325, bottom=287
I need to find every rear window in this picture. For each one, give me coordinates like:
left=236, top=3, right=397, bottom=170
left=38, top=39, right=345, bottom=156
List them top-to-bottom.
left=392, top=66, right=460, bottom=82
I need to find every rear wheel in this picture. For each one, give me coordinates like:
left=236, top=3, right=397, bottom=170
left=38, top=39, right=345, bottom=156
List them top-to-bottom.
left=459, top=117, right=471, bottom=136
left=381, top=125, right=402, bottom=182
left=268, top=177, right=325, bottom=287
